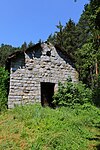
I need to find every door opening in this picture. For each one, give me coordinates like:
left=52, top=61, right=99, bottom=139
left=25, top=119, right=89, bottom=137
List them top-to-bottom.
left=41, top=82, right=55, bottom=107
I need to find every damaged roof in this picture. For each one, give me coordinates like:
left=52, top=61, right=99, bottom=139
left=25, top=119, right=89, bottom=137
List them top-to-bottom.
left=6, top=42, right=75, bottom=70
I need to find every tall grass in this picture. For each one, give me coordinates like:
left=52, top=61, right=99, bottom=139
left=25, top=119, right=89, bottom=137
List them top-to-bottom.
left=0, top=104, right=100, bottom=150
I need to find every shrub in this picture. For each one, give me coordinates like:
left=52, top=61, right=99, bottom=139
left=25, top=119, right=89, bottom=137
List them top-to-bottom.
left=0, top=67, right=9, bottom=111
left=53, top=80, right=92, bottom=107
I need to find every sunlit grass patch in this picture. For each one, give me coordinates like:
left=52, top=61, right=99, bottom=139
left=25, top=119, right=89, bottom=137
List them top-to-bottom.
left=0, top=104, right=100, bottom=150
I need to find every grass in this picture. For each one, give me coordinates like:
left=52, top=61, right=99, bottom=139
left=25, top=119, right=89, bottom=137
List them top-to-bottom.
left=0, top=104, right=100, bottom=150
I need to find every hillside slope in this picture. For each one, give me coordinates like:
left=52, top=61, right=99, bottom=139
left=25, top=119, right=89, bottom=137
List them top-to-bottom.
left=0, top=104, right=100, bottom=150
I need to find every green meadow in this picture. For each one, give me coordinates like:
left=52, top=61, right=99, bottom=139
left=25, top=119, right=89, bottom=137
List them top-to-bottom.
left=0, top=104, right=100, bottom=150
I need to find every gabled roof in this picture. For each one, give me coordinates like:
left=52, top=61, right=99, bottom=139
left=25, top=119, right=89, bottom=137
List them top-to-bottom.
left=6, top=42, right=75, bottom=71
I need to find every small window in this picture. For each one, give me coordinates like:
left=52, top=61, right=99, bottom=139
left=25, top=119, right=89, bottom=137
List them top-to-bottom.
left=46, top=51, right=51, bottom=56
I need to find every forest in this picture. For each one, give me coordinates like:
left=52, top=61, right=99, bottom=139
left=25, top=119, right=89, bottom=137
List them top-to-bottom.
left=0, top=0, right=100, bottom=110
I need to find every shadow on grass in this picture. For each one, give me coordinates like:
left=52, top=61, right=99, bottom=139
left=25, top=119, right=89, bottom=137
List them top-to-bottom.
left=95, top=125, right=100, bottom=129
left=87, top=135, right=100, bottom=150
left=87, top=137, right=100, bottom=142
left=95, top=144, right=100, bottom=150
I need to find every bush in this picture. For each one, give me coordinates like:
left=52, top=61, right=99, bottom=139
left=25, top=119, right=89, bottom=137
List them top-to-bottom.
left=0, top=67, right=9, bottom=111
left=53, top=80, right=92, bottom=107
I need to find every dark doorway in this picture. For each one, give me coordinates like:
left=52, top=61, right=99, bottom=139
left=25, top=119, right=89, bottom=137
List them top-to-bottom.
left=41, top=82, right=55, bottom=107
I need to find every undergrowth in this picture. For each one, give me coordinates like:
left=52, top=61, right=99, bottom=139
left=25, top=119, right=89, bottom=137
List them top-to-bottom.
left=0, top=104, right=100, bottom=150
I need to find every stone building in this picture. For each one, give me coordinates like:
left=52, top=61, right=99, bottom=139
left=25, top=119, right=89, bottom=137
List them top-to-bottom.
left=6, top=42, right=78, bottom=108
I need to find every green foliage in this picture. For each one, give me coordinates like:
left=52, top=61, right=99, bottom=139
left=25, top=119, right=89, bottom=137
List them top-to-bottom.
left=47, top=0, right=100, bottom=91
left=75, top=0, right=100, bottom=87
left=48, top=19, right=78, bottom=60
left=0, top=41, right=34, bottom=67
left=28, top=41, right=34, bottom=48
left=20, top=42, right=27, bottom=51
left=75, top=42, right=96, bottom=87
left=0, top=44, right=20, bottom=67
left=0, top=67, right=9, bottom=111
left=92, top=75, right=100, bottom=107
left=53, top=80, right=92, bottom=107
left=0, top=104, right=100, bottom=150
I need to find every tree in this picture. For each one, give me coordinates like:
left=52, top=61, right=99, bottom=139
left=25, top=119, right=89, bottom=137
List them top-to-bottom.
left=74, top=0, right=100, bottom=87
left=76, top=4, right=90, bottom=48
left=48, top=19, right=78, bottom=60
left=62, top=19, right=78, bottom=59
left=28, top=41, right=34, bottom=48
left=21, top=42, right=27, bottom=51
left=75, top=43, right=96, bottom=88
left=0, top=44, right=20, bottom=67
left=0, top=67, right=9, bottom=111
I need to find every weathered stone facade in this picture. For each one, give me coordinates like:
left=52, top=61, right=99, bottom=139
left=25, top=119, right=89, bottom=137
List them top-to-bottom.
left=7, top=42, right=78, bottom=108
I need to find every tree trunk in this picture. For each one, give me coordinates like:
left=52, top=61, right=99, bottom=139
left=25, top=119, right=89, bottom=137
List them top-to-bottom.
left=96, top=61, right=98, bottom=76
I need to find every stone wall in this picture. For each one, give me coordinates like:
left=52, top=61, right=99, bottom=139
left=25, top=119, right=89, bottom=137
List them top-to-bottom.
left=8, top=43, right=78, bottom=108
